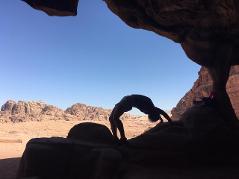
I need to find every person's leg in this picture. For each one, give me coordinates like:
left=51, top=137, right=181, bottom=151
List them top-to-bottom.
left=114, top=118, right=127, bottom=142
left=110, top=120, right=119, bottom=140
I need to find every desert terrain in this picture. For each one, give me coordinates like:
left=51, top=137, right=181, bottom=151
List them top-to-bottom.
left=0, top=100, right=170, bottom=178
left=0, top=117, right=158, bottom=179
left=0, top=118, right=157, bottom=159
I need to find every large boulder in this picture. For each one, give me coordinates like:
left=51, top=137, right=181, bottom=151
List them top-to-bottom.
left=67, top=122, right=117, bottom=145
left=17, top=138, right=122, bottom=179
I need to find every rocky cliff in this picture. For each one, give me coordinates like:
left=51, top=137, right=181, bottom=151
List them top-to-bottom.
left=105, top=0, right=239, bottom=122
left=172, top=65, right=239, bottom=119
left=0, top=100, right=135, bottom=123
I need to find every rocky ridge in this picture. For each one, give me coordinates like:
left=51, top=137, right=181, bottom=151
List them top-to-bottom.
left=172, top=65, right=239, bottom=119
left=0, top=100, right=137, bottom=123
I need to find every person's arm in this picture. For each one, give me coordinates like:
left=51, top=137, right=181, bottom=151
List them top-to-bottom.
left=157, top=108, right=172, bottom=122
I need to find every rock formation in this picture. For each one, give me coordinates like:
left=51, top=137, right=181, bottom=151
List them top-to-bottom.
left=22, top=0, right=79, bottom=16
left=23, top=0, right=239, bottom=123
left=104, top=0, right=239, bottom=122
left=17, top=1, right=239, bottom=178
left=172, top=65, right=239, bottom=119
left=0, top=100, right=138, bottom=123
left=0, top=100, right=49, bottom=122
left=17, top=103, right=239, bottom=178
left=65, top=103, right=111, bottom=121
left=67, top=122, right=117, bottom=145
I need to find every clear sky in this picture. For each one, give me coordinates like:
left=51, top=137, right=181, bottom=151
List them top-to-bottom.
left=0, top=1, right=200, bottom=111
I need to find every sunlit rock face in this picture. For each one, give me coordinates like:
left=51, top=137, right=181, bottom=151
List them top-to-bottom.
left=22, top=0, right=79, bottom=16
left=105, top=0, right=239, bottom=66
left=172, top=66, right=239, bottom=119
left=0, top=100, right=137, bottom=123
left=0, top=100, right=64, bottom=122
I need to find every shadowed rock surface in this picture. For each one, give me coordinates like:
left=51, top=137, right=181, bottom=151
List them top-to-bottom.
left=22, top=0, right=79, bottom=16
left=23, top=0, right=239, bottom=123
left=104, top=0, right=239, bottom=122
left=19, top=1, right=239, bottom=178
left=105, top=1, right=239, bottom=45
left=172, top=65, right=239, bottom=119
left=17, top=104, right=239, bottom=178
left=67, top=122, right=117, bottom=145
left=17, top=138, right=122, bottom=179
left=0, top=158, right=20, bottom=179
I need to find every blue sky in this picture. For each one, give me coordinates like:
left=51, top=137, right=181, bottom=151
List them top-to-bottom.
left=0, top=1, right=200, bottom=111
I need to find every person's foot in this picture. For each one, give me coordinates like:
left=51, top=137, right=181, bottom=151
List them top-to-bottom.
left=119, top=137, right=128, bottom=145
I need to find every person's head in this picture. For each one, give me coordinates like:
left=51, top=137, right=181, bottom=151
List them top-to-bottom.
left=148, top=107, right=160, bottom=122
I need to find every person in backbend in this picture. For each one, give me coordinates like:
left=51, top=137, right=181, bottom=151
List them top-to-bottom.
left=109, top=94, right=172, bottom=142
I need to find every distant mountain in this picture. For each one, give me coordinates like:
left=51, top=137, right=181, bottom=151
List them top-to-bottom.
left=0, top=100, right=139, bottom=123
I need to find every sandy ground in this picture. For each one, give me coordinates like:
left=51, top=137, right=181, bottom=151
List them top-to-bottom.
left=0, top=118, right=157, bottom=179
left=0, top=118, right=155, bottom=159
left=1, top=119, right=237, bottom=179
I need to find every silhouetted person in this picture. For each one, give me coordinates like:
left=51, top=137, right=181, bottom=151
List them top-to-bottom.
left=109, top=94, right=172, bottom=142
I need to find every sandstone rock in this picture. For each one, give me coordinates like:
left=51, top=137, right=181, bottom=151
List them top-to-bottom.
left=23, top=0, right=79, bottom=16
left=23, top=0, right=239, bottom=122
left=105, top=0, right=239, bottom=122
left=105, top=0, right=239, bottom=66
left=172, top=66, right=239, bottom=119
left=0, top=100, right=138, bottom=123
left=0, top=100, right=61, bottom=122
left=1, top=100, right=16, bottom=112
left=27, top=101, right=47, bottom=116
left=65, top=103, right=132, bottom=121
left=66, top=103, right=110, bottom=121
left=126, top=104, right=239, bottom=166
left=17, top=105, right=239, bottom=178
left=41, top=105, right=64, bottom=117
left=17, top=138, right=121, bottom=179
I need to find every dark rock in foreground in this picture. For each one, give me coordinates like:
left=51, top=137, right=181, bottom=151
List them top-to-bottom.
left=17, top=104, right=239, bottom=179
left=67, top=122, right=117, bottom=145
left=17, top=138, right=122, bottom=179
